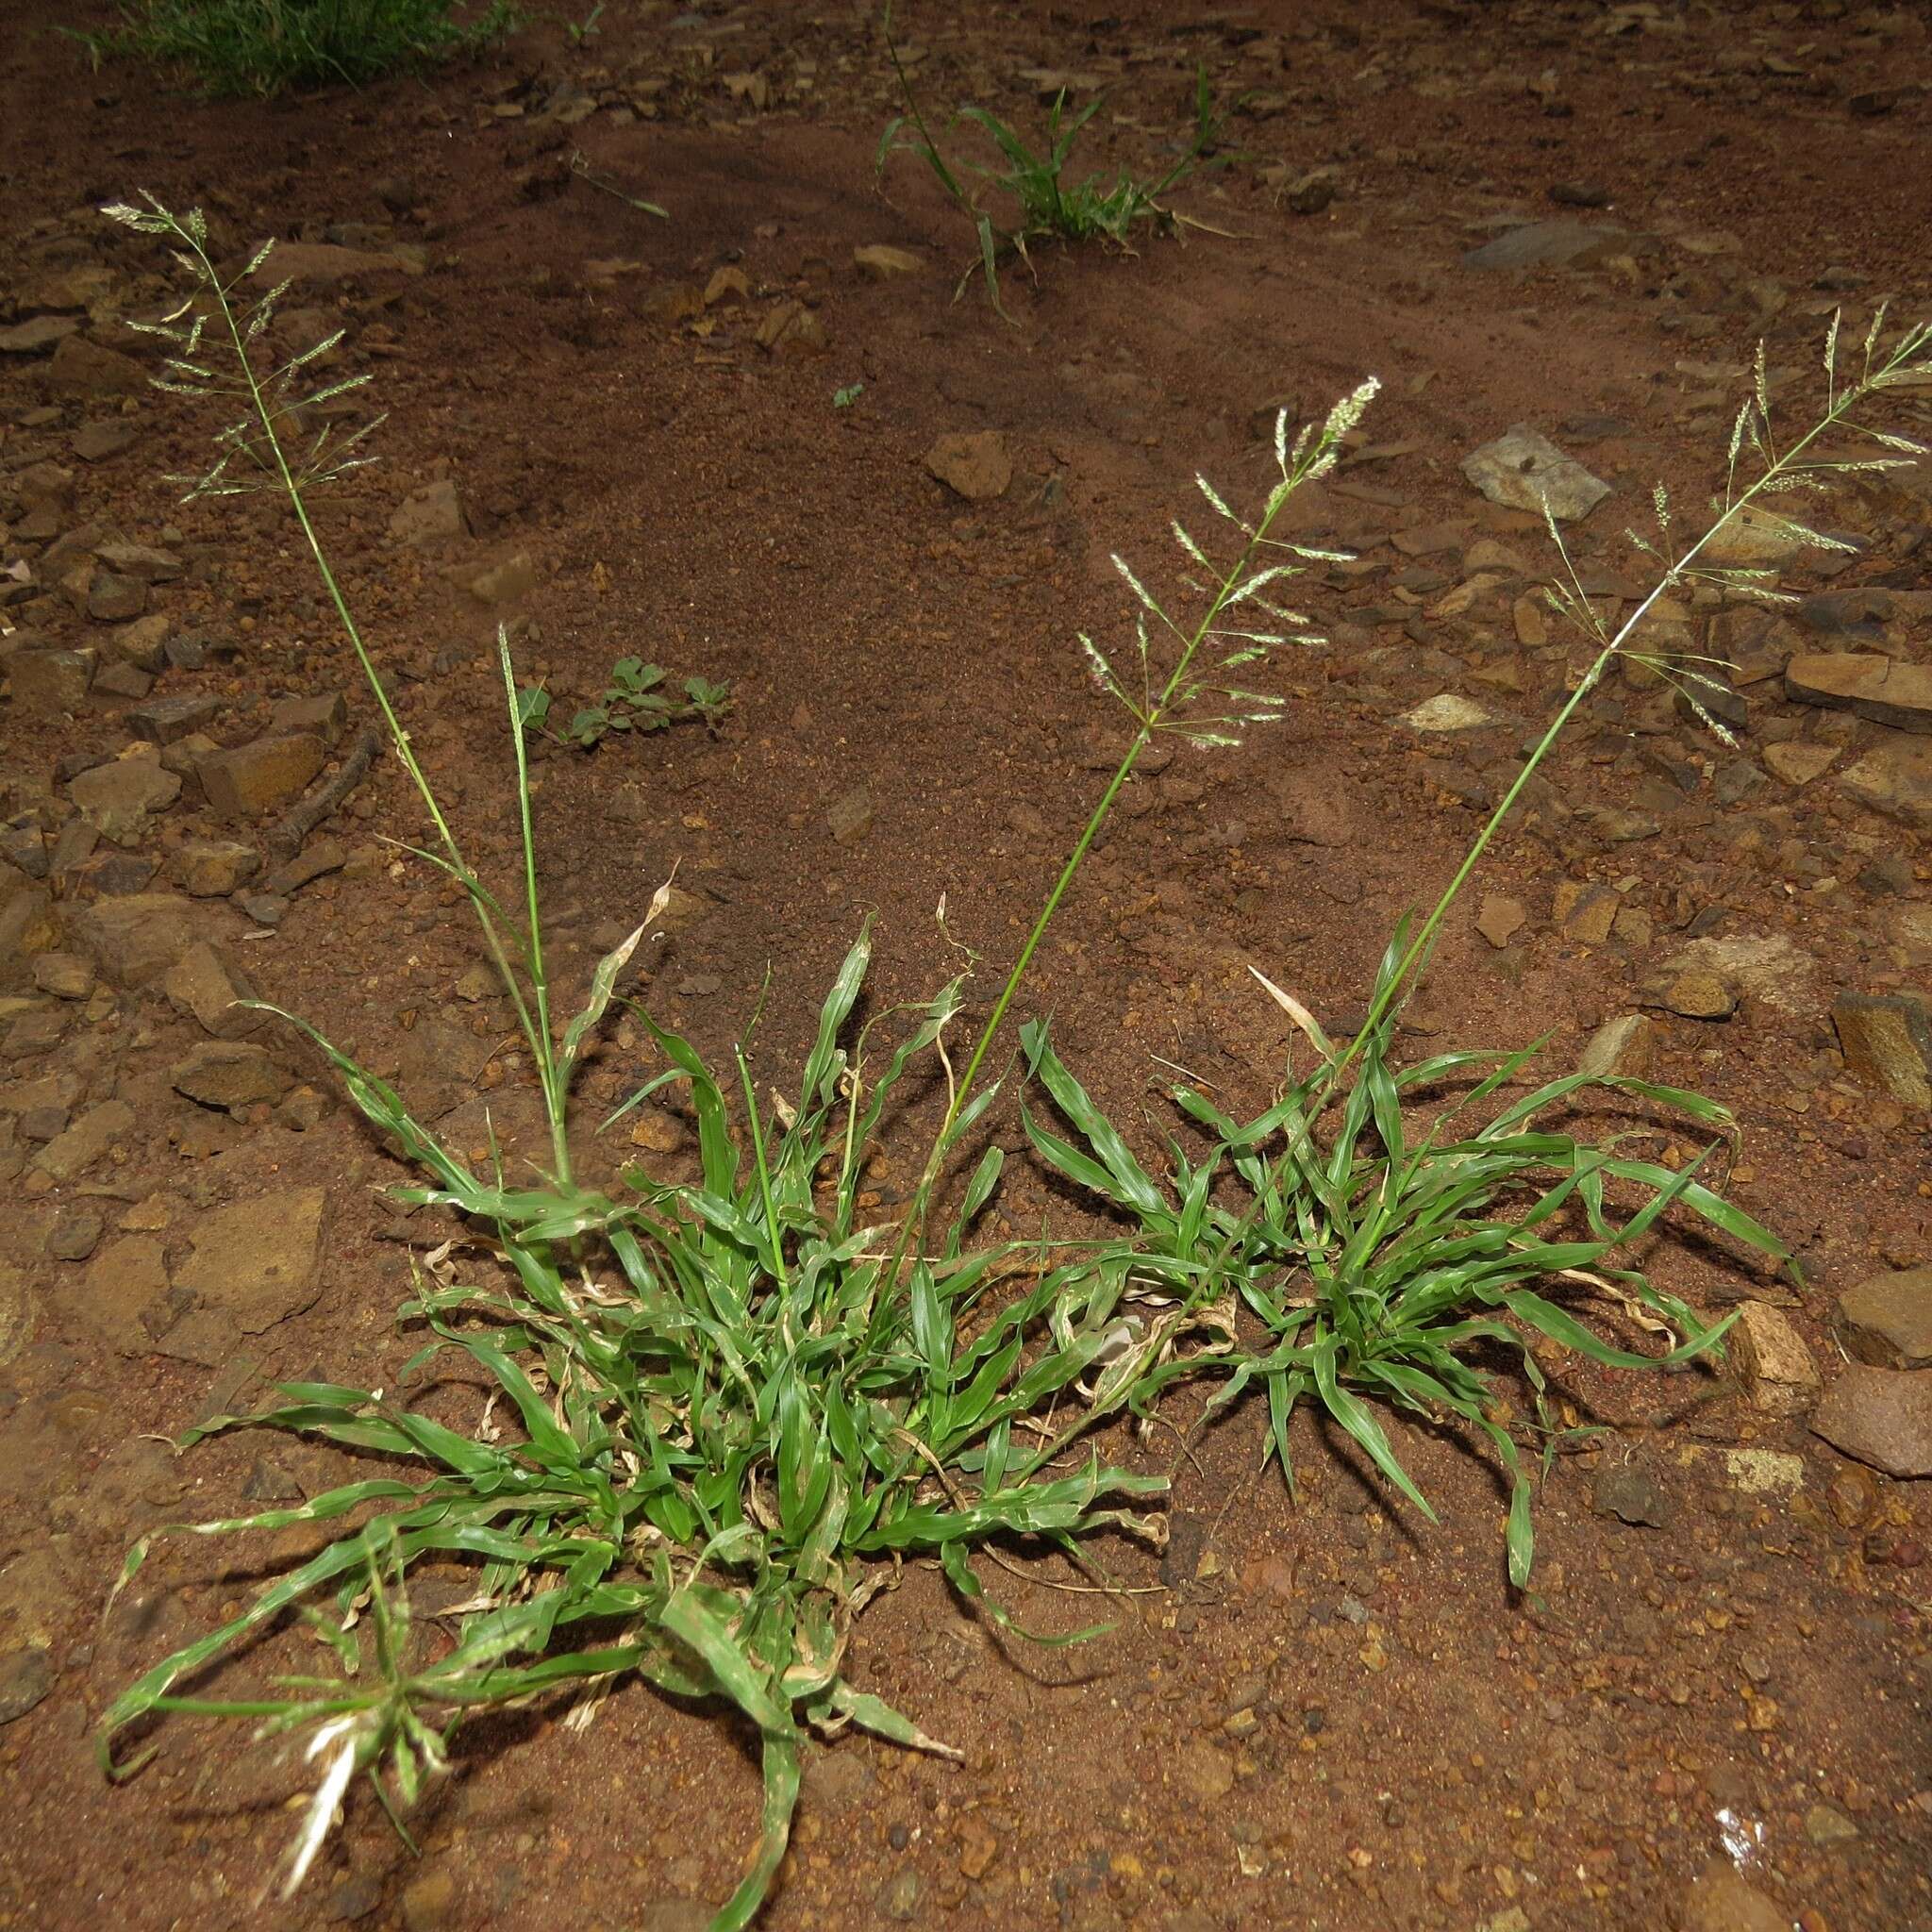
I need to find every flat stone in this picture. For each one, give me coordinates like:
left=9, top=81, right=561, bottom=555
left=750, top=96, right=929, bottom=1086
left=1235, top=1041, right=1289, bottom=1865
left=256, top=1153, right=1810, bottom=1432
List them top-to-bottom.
left=1461, top=221, right=1636, bottom=271
left=258, top=241, right=420, bottom=285
left=854, top=243, right=923, bottom=279
left=755, top=301, right=830, bottom=357
left=0, top=315, right=80, bottom=355
left=42, top=335, right=147, bottom=394
left=72, top=419, right=139, bottom=462
left=1462, top=425, right=1608, bottom=522
left=924, top=431, right=1012, bottom=502
left=389, top=478, right=467, bottom=548
left=1701, top=503, right=1807, bottom=569
left=94, top=542, right=181, bottom=584
left=462, top=551, right=538, bottom=606
left=83, top=570, right=144, bottom=622
left=1795, top=587, right=1894, bottom=638
left=110, top=614, right=173, bottom=673
left=8, top=647, right=95, bottom=714
left=1786, top=652, right=1932, bottom=733
left=94, top=662, right=152, bottom=701
left=269, top=691, right=346, bottom=745
left=1399, top=692, right=1494, bottom=732
left=127, top=693, right=224, bottom=745
left=197, top=734, right=325, bottom=817
left=1839, top=737, right=1932, bottom=826
left=1762, top=741, right=1839, bottom=786
left=68, top=747, right=180, bottom=845
left=826, top=783, right=874, bottom=846
left=173, top=838, right=259, bottom=898
left=1554, top=881, right=1618, bottom=946
left=71, top=890, right=213, bottom=987
left=0, top=891, right=62, bottom=988
left=1475, top=893, right=1524, bottom=948
left=1672, top=934, right=1816, bottom=1015
left=160, top=941, right=260, bottom=1039
left=31, top=953, right=93, bottom=1001
left=1646, top=967, right=1736, bottom=1021
left=1832, top=991, right=1932, bottom=1108
left=1577, top=1013, right=1657, bottom=1079
left=172, top=1041, right=292, bottom=1112
left=34, top=1098, right=135, bottom=1183
left=170, top=1186, right=327, bottom=1351
left=73, top=1235, right=171, bottom=1354
left=0, top=1264, right=31, bottom=1366
left=1838, top=1265, right=1932, bottom=1370
left=1729, top=1301, right=1818, bottom=1415
left=1810, top=1364, right=1932, bottom=1478
left=1593, top=1464, right=1669, bottom=1527
left=0, top=1649, right=54, bottom=1727
left=1805, top=1803, right=1859, bottom=1848
left=1679, top=1858, right=1791, bottom=1932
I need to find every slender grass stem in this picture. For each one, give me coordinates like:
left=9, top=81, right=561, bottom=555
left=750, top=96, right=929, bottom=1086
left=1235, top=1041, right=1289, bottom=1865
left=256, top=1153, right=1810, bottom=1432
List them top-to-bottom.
left=180, top=219, right=570, bottom=1169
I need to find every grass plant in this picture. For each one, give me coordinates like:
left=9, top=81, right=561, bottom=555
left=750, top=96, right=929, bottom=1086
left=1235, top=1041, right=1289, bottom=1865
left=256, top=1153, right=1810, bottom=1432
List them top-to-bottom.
left=86, top=0, right=515, bottom=97
left=876, top=6, right=1214, bottom=317
left=93, top=188, right=1930, bottom=1928
left=95, top=192, right=1363, bottom=1930
left=1012, top=310, right=1931, bottom=1580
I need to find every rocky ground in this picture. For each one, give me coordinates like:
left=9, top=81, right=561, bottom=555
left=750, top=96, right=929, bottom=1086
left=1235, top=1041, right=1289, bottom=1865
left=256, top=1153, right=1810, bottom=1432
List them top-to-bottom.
left=0, top=1, right=1929, bottom=1929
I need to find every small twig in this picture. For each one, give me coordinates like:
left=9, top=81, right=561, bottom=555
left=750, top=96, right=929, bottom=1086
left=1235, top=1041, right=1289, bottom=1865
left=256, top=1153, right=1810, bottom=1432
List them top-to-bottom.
left=265, top=723, right=381, bottom=866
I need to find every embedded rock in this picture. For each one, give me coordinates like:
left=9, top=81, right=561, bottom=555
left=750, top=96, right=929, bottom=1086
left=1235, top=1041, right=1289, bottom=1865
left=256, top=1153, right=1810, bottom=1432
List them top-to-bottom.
left=1461, top=221, right=1639, bottom=271
left=854, top=244, right=923, bottom=279
left=1461, top=425, right=1608, bottom=522
left=924, top=431, right=1012, bottom=502
left=390, top=477, right=467, bottom=548
left=1785, top=652, right=1932, bottom=733
left=197, top=734, right=325, bottom=817
left=1838, top=737, right=1932, bottom=826
left=68, top=747, right=180, bottom=846
left=71, top=890, right=212, bottom=986
left=160, top=941, right=260, bottom=1039
left=1832, top=992, right=1932, bottom=1108
left=170, top=1041, right=292, bottom=1113
left=164, top=1187, right=328, bottom=1361
left=1838, top=1265, right=1932, bottom=1370
left=1729, top=1302, right=1818, bottom=1416
left=1810, top=1365, right=1932, bottom=1478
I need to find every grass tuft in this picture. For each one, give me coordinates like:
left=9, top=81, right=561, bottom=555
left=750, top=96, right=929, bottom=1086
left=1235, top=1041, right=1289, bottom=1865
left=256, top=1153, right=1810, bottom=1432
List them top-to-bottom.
left=85, top=0, right=516, bottom=98
left=875, top=5, right=1222, bottom=318
left=93, top=183, right=1932, bottom=1928
left=1020, top=923, right=1787, bottom=1587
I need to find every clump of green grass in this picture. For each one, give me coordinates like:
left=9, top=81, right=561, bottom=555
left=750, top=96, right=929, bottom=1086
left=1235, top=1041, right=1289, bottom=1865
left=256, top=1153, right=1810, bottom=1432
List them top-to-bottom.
left=85, top=0, right=516, bottom=98
left=875, top=6, right=1218, bottom=317
left=94, top=187, right=1931, bottom=1928
left=95, top=192, right=1364, bottom=1929
left=1008, top=305, right=1932, bottom=1583
left=519, top=655, right=730, bottom=750
left=1021, top=945, right=1782, bottom=1585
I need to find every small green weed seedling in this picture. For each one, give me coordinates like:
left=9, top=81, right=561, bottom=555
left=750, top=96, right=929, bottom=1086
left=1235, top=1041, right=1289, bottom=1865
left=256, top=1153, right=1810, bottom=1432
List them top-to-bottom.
left=87, top=0, right=516, bottom=97
left=876, top=6, right=1215, bottom=317
left=96, top=192, right=1365, bottom=1930
left=1014, top=308, right=1931, bottom=1582
left=519, top=656, right=731, bottom=750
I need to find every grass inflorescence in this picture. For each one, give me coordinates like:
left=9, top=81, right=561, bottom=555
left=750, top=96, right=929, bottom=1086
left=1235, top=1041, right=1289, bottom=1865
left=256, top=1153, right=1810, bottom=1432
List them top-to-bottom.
left=93, top=186, right=1932, bottom=1930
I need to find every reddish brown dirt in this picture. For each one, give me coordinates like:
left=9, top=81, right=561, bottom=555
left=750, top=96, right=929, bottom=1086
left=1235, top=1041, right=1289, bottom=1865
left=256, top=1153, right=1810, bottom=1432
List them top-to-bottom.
left=2, top=3, right=1929, bottom=1930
